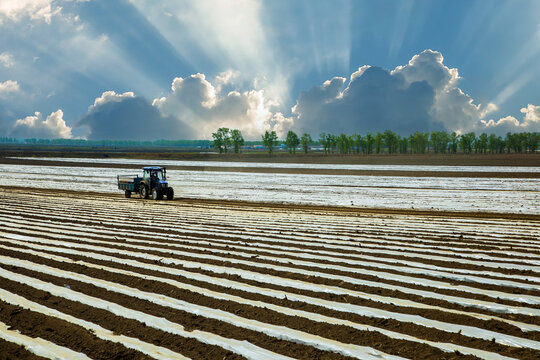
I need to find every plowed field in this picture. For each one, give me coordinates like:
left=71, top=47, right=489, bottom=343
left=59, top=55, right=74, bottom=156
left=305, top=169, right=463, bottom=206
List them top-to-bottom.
left=1, top=187, right=539, bottom=359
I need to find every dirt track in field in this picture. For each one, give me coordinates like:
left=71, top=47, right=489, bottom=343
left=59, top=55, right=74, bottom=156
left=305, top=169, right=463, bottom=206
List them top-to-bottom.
left=1, top=156, right=539, bottom=178
left=1, top=187, right=540, bottom=359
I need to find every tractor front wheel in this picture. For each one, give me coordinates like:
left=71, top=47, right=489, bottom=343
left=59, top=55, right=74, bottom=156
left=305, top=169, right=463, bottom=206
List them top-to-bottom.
left=140, top=185, right=149, bottom=199
left=166, top=187, right=174, bottom=200
left=152, top=188, right=161, bottom=200
left=125, top=190, right=131, bottom=198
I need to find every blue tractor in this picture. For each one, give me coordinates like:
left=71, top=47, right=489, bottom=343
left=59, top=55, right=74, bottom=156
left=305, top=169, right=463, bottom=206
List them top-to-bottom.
left=117, top=167, right=174, bottom=200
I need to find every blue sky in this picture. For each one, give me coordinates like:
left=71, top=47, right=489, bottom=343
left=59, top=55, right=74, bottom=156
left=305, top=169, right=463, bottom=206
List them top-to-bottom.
left=0, top=0, right=539, bottom=140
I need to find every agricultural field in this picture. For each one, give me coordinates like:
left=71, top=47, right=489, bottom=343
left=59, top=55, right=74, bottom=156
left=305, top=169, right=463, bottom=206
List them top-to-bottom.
left=0, top=157, right=539, bottom=359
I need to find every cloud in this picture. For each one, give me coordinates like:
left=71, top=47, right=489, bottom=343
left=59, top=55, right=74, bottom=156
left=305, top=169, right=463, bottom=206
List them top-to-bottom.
left=0, top=0, right=60, bottom=24
left=128, top=0, right=289, bottom=103
left=291, top=49, right=503, bottom=136
left=392, top=49, right=497, bottom=133
left=392, top=49, right=459, bottom=90
left=0, top=52, right=13, bottom=67
left=292, top=65, right=436, bottom=135
left=153, top=73, right=291, bottom=138
left=0, top=80, right=20, bottom=98
left=88, top=90, right=135, bottom=112
left=78, top=91, right=194, bottom=140
left=522, top=103, right=540, bottom=124
left=481, top=104, right=540, bottom=134
left=10, top=109, right=72, bottom=138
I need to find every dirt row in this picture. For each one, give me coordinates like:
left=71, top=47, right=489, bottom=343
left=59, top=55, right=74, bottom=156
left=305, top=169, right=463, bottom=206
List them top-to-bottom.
left=5, top=185, right=540, bottom=221
left=1, top=188, right=539, bottom=359
left=2, top=192, right=539, bottom=309
left=3, top=195, right=540, bottom=270
left=4, top=198, right=540, bottom=257
left=2, top=204, right=539, bottom=297
left=4, top=222, right=539, bottom=322
left=0, top=248, right=530, bottom=360
left=0, top=278, right=243, bottom=360
left=0, top=299, right=148, bottom=359
left=0, top=337, right=47, bottom=360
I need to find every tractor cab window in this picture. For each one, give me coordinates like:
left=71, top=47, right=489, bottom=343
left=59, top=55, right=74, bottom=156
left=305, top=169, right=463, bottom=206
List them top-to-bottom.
left=150, top=170, right=163, bottom=180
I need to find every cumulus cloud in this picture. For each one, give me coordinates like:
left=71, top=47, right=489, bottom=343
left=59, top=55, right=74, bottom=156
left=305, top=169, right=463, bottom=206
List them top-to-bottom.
left=0, top=0, right=60, bottom=24
left=128, top=0, right=289, bottom=104
left=291, top=49, right=502, bottom=135
left=392, top=50, right=497, bottom=133
left=0, top=52, right=13, bottom=67
left=292, top=66, right=436, bottom=135
left=153, top=73, right=291, bottom=138
left=0, top=80, right=20, bottom=98
left=78, top=91, right=194, bottom=140
left=88, top=91, right=135, bottom=112
left=481, top=104, right=540, bottom=134
left=10, top=109, right=72, bottom=139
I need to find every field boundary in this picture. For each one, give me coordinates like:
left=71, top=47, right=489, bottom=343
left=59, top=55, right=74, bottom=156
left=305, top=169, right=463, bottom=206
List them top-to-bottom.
left=1, top=157, right=540, bottom=178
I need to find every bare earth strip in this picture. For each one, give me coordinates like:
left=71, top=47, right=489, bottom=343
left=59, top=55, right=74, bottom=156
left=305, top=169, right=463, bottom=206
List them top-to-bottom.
left=1, top=157, right=539, bottom=178
left=0, top=187, right=539, bottom=359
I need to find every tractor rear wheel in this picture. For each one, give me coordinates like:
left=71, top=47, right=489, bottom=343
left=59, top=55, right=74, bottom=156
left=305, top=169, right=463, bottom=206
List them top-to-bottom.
left=140, top=185, right=149, bottom=199
left=166, top=187, right=174, bottom=200
left=152, top=188, right=161, bottom=200
left=125, top=190, right=131, bottom=198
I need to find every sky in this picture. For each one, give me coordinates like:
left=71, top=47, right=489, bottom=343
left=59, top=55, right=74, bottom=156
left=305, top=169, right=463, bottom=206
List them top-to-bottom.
left=0, top=0, right=539, bottom=140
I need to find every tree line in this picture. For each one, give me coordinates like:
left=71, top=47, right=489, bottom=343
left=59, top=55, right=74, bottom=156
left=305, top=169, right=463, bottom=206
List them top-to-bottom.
left=211, top=128, right=539, bottom=154
left=0, top=137, right=214, bottom=148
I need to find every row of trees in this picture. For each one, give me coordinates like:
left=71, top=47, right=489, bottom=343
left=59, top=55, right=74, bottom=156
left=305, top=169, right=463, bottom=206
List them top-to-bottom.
left=212, top=128, right=539, bottom=154
left=314, top=130, right=539, bottom=155
left=0, top=137, right=214, bottom=148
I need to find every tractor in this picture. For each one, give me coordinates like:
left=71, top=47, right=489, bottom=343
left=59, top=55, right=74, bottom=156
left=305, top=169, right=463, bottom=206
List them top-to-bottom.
left=117, top=167, right=174, bottom=200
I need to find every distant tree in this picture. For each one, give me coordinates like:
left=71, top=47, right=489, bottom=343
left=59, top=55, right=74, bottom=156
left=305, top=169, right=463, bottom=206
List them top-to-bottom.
left=212, top=127, right=231, bottom=154
left=230, top=129, right=244, bottom=154
left=262, top=130, right=278, bottom=154
left=285, top=130, right=300, bottom=154
left=382, top=130, right=398, bottom=153
left=409, top=131, right=429, bottom=154
left=430, top=131, right=450, bottom=154
left=319, top=132, right=329, bottom=154
left=374, top=132, right=383, bottom=154
left=449, top=132, right=459, bottom=154
left=459, top=132, right=475, bottom=154
left=478, top=132, right=488, bottom=154
left=506, top=132, right=527, bottom=153
left=521, top=132, right=539, bottom=153
left=528, top=132, right=539, bottom=153
left=300, top=133, right=312, bottom=154
left=326, top=133, right=337, bottom=154
left=337, top=133, right=350, bottom=154
left=365, top=133, right=374, bottom=154
left=351, top=134, right=362, bottom=154
left=487, top=134, right=498, bottom=154
left=399, top=136, right=408, bottom=154
left=497, top=137, right=506, bottom=153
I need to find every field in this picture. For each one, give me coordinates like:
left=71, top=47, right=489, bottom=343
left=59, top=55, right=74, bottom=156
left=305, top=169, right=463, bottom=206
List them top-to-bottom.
left=0, top=155, right=539, bottom=359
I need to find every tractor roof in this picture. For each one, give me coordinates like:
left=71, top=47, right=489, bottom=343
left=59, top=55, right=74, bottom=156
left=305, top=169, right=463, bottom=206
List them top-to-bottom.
left=142, top=166, right=165, bottom=170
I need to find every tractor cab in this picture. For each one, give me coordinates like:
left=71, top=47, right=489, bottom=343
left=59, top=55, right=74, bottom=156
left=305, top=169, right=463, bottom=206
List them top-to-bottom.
left=117, top=166, right=174, bottom=200
left=141, top=166, right=174, bottom=200
left=143, top=166, right=167, bottom=183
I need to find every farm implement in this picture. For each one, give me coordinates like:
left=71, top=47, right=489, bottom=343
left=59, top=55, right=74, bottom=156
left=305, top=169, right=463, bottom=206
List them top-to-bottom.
left=117, top=166, right=174, bottom=200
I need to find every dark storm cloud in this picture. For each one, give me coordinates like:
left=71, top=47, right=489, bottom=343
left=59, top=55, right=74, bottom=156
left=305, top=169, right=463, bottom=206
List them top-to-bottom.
left=292, top=66, right=440, bottom=135
left=77, top=93, right=194, bottom=140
